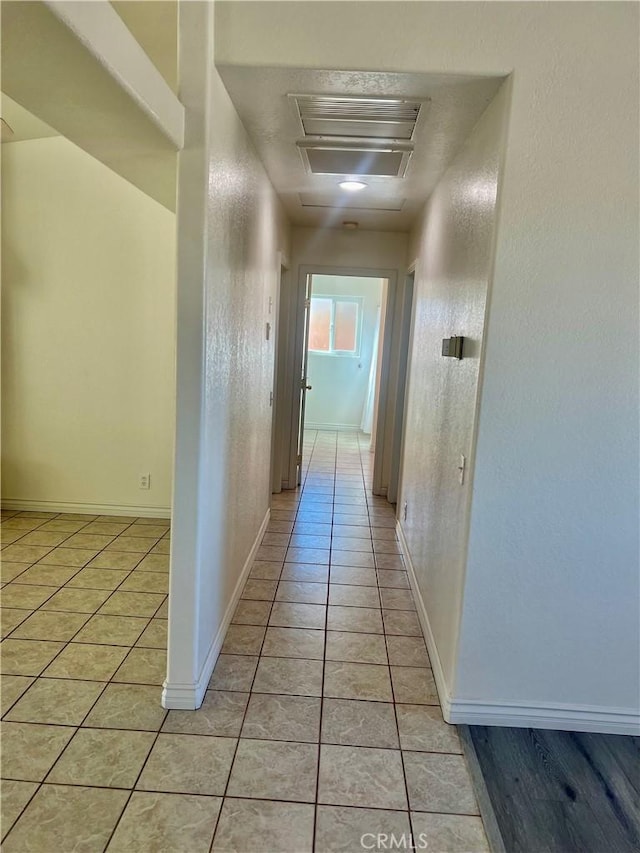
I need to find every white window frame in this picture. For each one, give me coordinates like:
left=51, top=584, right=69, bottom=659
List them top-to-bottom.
left=309, top=295, right=363, bottom=357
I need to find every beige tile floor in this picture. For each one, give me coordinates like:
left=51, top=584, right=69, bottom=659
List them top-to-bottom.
left=0, top=430, right=488, bottom=852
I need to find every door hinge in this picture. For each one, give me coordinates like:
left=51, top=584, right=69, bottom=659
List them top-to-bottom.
left=304, top=298, right=311, bottom=309
left=297, top=454, right=303, bottom=465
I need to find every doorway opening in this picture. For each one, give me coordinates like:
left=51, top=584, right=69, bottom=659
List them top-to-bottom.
left=271, top=262, right=413, bottom=502
left=299, top=273, right=387, bottom=488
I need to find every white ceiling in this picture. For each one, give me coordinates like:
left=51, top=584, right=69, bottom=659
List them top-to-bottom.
left=217, top=66, right=504, bottom=232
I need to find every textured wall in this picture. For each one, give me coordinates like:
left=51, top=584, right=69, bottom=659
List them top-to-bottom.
left=217, top=1, right=640, bottom=724
left=166, top=2, right=290, bottom=703
left=198, top=65, right=289, bottom=665
left=400, top=84, right=507, bottom=694
left=1, top=136, right=176, bottom=513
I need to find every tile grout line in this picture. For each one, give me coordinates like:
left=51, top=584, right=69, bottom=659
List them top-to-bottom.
left=311, top=428, right=337, bottom=852
left=362, top=429, right=417, bottom=834
left=208, top=430, right=318, bottom=852
left=358, top=435, right=414, bottom=824
left=2, top=438, right=440, bottom=849
left=1, top=511, right=171, bottom=844
left=1, top=512, right=144, bottom=574
left=4, top=529, right=167, bottom=634
left=31, top=530, right=170, bottom=848
left=9, top=565, right=169, bottom=844
left=101, top=706, right=169, bottom=849
left=0, top=732, right=456, bottom=754
left=1, top=774, right=485, bottom=820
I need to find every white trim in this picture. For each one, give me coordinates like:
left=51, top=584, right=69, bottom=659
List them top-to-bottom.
left=44, top=0, right=184, bottom=148
left=305, top=422, right=362, bottom=432
left=1, top=499, right=170, bottom=519
left=162, top=507, right=270, bottom=710
left=396, top=520, right=453, bottom=718
left=397, top=520, right=640, bottom=736
left=449, top=699, right=640, bottom=735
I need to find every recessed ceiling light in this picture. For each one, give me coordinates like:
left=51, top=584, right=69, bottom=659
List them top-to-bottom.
left=339, top=180, right=367, bottom=191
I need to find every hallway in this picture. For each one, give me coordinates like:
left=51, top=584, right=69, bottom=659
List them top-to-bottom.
left=1, top=430, right=487, bottom=852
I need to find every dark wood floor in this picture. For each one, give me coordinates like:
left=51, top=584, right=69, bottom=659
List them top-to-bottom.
left=461, top=725, right=640, bottom=853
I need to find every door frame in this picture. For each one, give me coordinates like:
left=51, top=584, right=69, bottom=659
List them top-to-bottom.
left=270, top=253, right=289, bottom=494
left=395, top=259, right=419, bottom=512
left=283, top=264, right=398, bottom=495
left=387, top=265, right=416, bottom=504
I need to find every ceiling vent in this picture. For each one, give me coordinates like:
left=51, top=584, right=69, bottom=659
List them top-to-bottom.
left=290, top=94, right=426, bottom=141
left=290, top=94, right=427, bottom=179
left=296, top=139, right=413, bottom=178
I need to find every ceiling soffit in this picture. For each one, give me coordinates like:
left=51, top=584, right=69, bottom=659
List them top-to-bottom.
left=217, top=66, right=505, bottom=232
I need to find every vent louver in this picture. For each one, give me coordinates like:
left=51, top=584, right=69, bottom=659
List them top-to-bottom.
left=289, top=94, right=427, bottom=179
left=291, top=95, right=424, bottom=141
left=296, top=139, right=413, bottom=178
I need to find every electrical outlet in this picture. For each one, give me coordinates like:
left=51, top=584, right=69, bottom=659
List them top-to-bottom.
left=139, top=473, right=151, bottom=490
left=403, top=501, right=408, bottom=521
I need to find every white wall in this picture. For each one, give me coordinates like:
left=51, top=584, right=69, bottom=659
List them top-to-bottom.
left=217, top=1, right=640, bottom=731
left=164, top=2, right=290, bottom=707
left=400, top=82, right=508, bottom=700
left=1, top=135, right=176, bottom=515
left=291, top=227, right=408, bottom=275
left=306, top=275, right=384, bottom=431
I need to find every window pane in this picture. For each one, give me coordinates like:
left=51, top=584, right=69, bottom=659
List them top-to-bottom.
left=309, top=297, right=331, bottom=351
left=334, top=301, right=358, bottom=352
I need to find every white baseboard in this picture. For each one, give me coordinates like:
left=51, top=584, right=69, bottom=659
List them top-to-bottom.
left=305, top=422, right=361, bottom=432
left=1, top=498, right=170, bottom=519
left=162, top=506, right=271, bottom=710
left=396, top=521, right=640, bottom=736
left=396, top=521, right=453, bottom=718
left=449, top=700, right=640, bottom=735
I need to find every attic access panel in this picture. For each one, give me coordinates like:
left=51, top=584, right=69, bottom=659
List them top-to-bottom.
left=290, top=94, right=426, bottom=141
left=296, top=141, right=412, bottom=178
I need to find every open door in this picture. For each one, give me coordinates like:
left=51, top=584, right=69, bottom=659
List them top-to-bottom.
left=295, top=273, right=313, bottom=485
